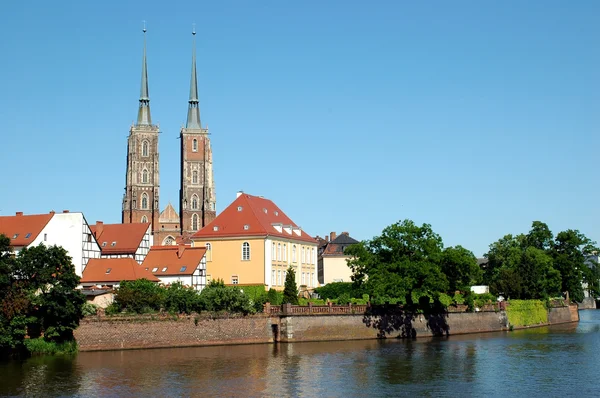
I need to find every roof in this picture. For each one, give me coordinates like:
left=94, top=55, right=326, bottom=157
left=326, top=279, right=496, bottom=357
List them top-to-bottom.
left=191, top=193, right=317, bottom=244
left=159, top=202, right=179, bottom=223
left=0, top=212, right=54, bottom=247
left=90, top=222, right=150, bottom=254
left=322, top=232, right=360, bottom=256
left=141, top=245, right=207, bottom=276
left=80, top=258, right=160, bottom=284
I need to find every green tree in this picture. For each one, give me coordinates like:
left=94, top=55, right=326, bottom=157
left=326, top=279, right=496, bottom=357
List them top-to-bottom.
left=346, top=220, right=449, bottom=307
left=440, top=245, right=482, bottom=292
left=283, top=267, right=299, bottom=305
left=114, top=279, right=164, bottom=313
left=198, top=279, right=254, bottom=314
left=163, top=282, right=200, bottom=314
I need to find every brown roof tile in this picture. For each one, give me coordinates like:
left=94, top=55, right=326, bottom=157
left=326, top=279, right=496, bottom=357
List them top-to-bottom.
left=191, top=193, right=317, bottom=244
left=0, top=212, right=54, bottom=247
left=90, top=222, right=150, bottom=255
left=142, top=245, right=207, bottom=276
left=81, top=258, right=160, bottom=284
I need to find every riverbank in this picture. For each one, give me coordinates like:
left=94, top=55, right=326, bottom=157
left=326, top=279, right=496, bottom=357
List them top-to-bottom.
left=74, top=304, right=579, bottom=352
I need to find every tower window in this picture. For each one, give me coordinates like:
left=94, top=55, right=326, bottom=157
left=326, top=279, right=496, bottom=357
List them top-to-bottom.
left=192, top=138, right=198, bottom=152
left=142, top=140, right=149, bottom=157
left=142, top=169, right=149, bottom=184
left=192, top=170, right=198, bottom=184
left=141, top=193, right=149, bottom=210
left=192, top=195, right=199, bottom=210
left=192, top=214, right=199, bottom=231
left=141, top=215, right=148, bottom=223
left=242, top=242, right=250, bottom=261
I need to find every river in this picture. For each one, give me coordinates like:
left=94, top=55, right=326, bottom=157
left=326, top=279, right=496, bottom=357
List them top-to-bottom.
left=1, top=310, right=599, bottom=397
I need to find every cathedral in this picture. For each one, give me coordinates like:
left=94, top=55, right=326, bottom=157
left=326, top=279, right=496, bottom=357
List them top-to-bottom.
left=121, top=27, right=217, bottom=245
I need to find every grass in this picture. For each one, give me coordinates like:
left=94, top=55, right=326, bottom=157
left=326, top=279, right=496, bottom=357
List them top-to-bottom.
left=24, top=338, right=78, bottom=356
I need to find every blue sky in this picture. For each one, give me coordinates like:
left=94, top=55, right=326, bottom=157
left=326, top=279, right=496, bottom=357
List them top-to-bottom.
left=1, top=1, right=598, bottom=256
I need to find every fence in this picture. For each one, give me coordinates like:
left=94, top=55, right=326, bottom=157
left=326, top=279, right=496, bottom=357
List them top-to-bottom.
left=266, top=302, right=368, bottom=316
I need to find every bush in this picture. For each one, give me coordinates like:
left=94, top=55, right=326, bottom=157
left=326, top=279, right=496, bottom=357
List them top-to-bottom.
left=114, top=279, right=164, bottom=314
left=198, top=279, right=254, bottom=315
left=314, top=282, right=356, bottom=300
left=163, top=283, right=201, bottom=315
left=239, top=285, right=268, bottom=313
left=267, top=288, right=283, bottom=306
left=337, top=293, right=351, bottom=305
left=438, top=293, right=453, bottom=308
left=506, top=299, right=548, bottom=327
left=105, top=302, right=121, bottom=316
left=81, top=303, right=98, bottom=317
left=24, top=338, right=78, bottom=356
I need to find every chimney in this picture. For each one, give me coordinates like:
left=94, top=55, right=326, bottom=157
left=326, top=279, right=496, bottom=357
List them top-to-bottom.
left=236, top=191, right=244, bottom=198
left=49, top=210, right=55, bottom=214
left=63, top=210, right=70, bottom=213
left=15, top=212, right=23, bottom=216
left=95, top=221, right=104, bottom=238
left=342, top=231, right=349, bottom=236
left=330, top=232, right=337, bottom=241
left=325, top=235, right=329, bottom=242
left=177, top=244, right=186, bottom=258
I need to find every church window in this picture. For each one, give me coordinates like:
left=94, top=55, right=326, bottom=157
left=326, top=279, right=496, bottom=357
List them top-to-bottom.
left=192, top=138, right=198, bottom=152
left=142, top=140, right=149, bottom=157
left=142, top=169, right=149, bottom=184
left=192, top=170, right=198, bottom=184
left=141, top=193, right=149, bottom=210
left=192, top=195, right=199, bottom=210
left=192, top=214, right=199, bottom=231
left=141, top=215, right=148, bottom=223
left=163, top=236, right=175, bottom=246
left=242, top=242, right=250, bottom=260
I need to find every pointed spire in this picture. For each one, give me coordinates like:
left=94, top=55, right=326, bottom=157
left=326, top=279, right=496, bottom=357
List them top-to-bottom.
left=137, top=22, right=152, bottom=126
left=186, top=24, right=202, bottom=129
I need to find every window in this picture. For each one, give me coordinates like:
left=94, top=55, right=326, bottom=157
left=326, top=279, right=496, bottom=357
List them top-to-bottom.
left=192, top=138, right=198, bottom=152
left=142, top=140, right=149, bottom=157
left=142, top=169, right=149, bottom=183
left=192, top=170, right=198, bottom=184
left=141, top=193, right=149, bottom=210
left=191, top=195, right=199, bottom=210
left=237, top=206, right=243, bottom=211
left=263, top=208, right=267, bottom=214
left=274, top=211, right=279, bottom=216
left=192, top=214, right=199, bottom=231
left=141, top=215, right=148, bottom=223
left=244, top=224, right=249, bottom=230
left=213, top=226, right=219, bottom=231
left=25, top=233, right=31, bottom=239
left=44, top=233, right=47, bottom=241
left=12, top=234, right=18, bottom=239
left=163, top=236, right=175, bottom=246
left=111, top=241, right=117, bottom=247
left=102, top=242, right=107, bottom=247
left=206, top=242, right=212, bottom=261
left=242, top=242, right=250, bottom=260
left=272, top=242, right=276, bottom=258
left=206, top=243, right=211, bottom=251
left=277, top=243, right=281, bottom=261
left=283, top=244, right=287, bottom=261
left=292, top=245, right=296, bottom=262
left=302, top=247, right=305, bottom=263
left=312, top=248, right=315, bottom=265
left=180, top=266, right=187, bottom=272
left=152, top=267, right=158, bottom=272
left=161, top=267, right=167, bottom=272
left=105, top=268, right=112, bottom=274
left=272, top=270, right=276, bottom=285
left=277, top=270, right=281, bottom=286
left=283, top=271, right=287, bottom=283
left=302, top=272, right=305, bottom=285
left=311, top=273, right=314, bottom=287
left=232, top=276, right=239, bottom=284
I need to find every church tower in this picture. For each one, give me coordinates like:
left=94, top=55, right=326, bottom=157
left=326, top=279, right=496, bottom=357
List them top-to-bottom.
left=122, top=26, right=160, bottom=233
left=179, top=28, right=216, bottom=241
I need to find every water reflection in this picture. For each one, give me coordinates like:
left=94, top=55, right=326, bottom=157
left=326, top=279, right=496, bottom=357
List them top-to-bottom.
left=1, top=311, right=600, bottom=397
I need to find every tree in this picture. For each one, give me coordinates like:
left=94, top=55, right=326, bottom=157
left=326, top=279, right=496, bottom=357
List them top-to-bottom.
left=346, top=220, right=449, bottom=307
left=440, top=245, right=482, bottom=292
left=283, top=267, right=299, bottom=305
left=114, top=279, right=165, bottom=313
left=197, top=279, right=254, bottom=314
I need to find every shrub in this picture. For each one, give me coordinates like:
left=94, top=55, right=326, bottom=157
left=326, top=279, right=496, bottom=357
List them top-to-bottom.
left=114, top=279, right=164, bottom=314
left=198, top=279, right=254, bottom=315
left=314, top=282, right=356, bottom=300
left=163, top=283, right=201, bottom=315
left=267, top=288, right=283, bottom=306
left=453, top=292, right=465, bottom=305
left=337, top=293, right=351, bottom=305
left=438, top=293, right=453, bottom=308
left=506, top=299, right=548, bottom=327
left=105, top=302, right=121, bottom=316
left=81, top=303, right=99, bottom=317
left=24, top=338, right=78, bottom=356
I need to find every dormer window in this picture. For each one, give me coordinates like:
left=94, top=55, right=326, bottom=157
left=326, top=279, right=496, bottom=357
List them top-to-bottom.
left=237, top=206, right=243, bottom=211
left=263, top=208, right=267, bottom=213
left=274, top=211, right=279, bottom=216
left=244, top=225, right=249, bottom=230
left=213, top=226, right=219, bottom=231
left=25, top=233, right=31, bottom=238
left=12, top=234, right=18, bottom=239
left=102, top=242, right=107, bottom=247
left=111, top=242, right=117, bottom=247
left=180, top=266, right=187, bottom=272
left=152, top=267, right=159, bottom=272
left=161, top=267, right=167, bottom=272
left=105, top=268, right=112, bottom=274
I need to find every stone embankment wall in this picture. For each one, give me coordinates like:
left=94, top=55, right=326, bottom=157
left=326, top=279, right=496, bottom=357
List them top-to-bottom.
left=578, top=297, right=597, bottom=310
left=75, top=305, right=580, bottom=352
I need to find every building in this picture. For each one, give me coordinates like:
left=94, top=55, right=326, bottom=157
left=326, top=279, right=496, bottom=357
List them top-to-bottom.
left=121, top=27, right=216, bottom=246
left=190, top=192, right=318, bottom=291
left=0, top=210, right=101, bottom=276
left=90, top=221, right=152, bottom=264
left=317, top=231, right=359, bottom=285
left=141, top=245, right=207, bottom=290
left=80, top=257, right=160, bottom=289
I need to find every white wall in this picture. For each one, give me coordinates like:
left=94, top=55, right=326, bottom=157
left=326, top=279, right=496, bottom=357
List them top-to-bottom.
left=29, top=212, right=101, bottom=277
left=134, top=225, right=153, bottom=263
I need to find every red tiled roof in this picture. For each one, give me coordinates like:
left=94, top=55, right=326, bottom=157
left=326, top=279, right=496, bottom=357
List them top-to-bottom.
left=191, top=193, right=317, bottom=244
left=0, top=212, right=54, bottom=247
left=90, top=222, right=150, bottom=254
left=323, top=232, right=360, bottom=256
left=141, top=245, right=207, bottom=276
left=80, top=258, right=160, bottom=284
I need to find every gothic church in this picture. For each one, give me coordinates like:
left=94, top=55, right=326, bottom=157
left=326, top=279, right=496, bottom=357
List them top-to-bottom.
left=121, top=27, right=216, bottom=245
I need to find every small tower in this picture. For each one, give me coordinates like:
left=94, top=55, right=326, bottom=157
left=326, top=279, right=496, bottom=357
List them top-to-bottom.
left=122, top=24, right=161, bottom=234
left=179, top=26, right=216, bottom=241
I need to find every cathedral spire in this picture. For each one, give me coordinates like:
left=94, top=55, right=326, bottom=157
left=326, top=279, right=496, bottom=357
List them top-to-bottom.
left=137, top=22, right=152, bottom=126
left=186, top=25, right=202, bottom=129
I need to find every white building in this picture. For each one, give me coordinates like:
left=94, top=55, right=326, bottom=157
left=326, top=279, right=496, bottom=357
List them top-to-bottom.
left=0, top=210, right=101, bottom=276
left=90, top=221, right=152, bottom=264
left=141, top=245, right=207, bottom=290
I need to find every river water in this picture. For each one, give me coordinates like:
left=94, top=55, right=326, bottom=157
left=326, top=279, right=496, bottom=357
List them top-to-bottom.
left=1, top=310, right=599, bottom=397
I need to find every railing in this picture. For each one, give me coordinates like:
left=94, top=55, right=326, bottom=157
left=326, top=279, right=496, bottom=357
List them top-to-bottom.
left=265, top=302, right=369, bottom=316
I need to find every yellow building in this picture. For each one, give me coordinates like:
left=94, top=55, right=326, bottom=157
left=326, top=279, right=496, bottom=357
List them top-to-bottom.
left=190, top=192, right=318, bottom=291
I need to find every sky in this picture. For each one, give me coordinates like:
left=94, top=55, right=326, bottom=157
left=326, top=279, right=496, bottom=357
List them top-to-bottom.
left=1, top=1, right=598, bottom=257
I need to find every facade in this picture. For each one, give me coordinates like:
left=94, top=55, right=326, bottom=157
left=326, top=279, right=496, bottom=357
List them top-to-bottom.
left=122, top=27, right=160, bottom=234
left=120, top=28, right=216, bottom=246
left=190, top=192, right=318, bottom=291
left=0, top=210, right=101, bottom=276
left=90, top=221, right=152, bottom=264
left=317, top=231, right=359, bottom=285
left=141, top=245, right=207, bottom=290
left=80, top=257, right=160, bottom=288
